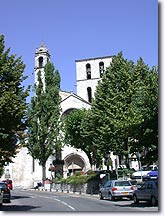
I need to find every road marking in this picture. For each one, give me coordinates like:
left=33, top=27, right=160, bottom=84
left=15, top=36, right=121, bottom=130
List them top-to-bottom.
left=34, top=194, right=76, bottom=211
left=54, top=198, right=76, bottom=211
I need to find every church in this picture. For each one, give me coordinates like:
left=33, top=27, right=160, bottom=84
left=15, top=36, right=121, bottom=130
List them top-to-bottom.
left=1, top=44, right=138, bottom=188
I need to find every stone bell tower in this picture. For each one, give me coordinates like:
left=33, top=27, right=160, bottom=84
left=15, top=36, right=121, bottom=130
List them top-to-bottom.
left=34, top=43, right=50, bottom=89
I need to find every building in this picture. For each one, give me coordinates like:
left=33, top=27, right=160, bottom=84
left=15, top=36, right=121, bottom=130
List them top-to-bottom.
left=1, top=44, right=138, bottom=188
left=75, top=56, right=113, bottom=102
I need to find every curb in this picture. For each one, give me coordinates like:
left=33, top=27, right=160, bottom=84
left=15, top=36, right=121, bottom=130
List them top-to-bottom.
left=28, top=188, right=99, bottom=198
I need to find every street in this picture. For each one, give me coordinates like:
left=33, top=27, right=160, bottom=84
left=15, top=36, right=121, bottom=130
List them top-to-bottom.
left=0, top=189, right=158, bottom=212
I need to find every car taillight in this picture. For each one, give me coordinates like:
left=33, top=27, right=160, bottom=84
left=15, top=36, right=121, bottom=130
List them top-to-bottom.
left=130, top=186, right=135, bottom=190
left=112, top=187, right=117, bottom=191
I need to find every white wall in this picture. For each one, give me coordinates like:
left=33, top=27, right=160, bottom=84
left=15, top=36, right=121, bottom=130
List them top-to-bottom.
left=76, top=56, right=112, bottom=101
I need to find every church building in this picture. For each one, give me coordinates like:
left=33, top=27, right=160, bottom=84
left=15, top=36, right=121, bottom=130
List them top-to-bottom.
left=1, top=44, right=138, bottom=188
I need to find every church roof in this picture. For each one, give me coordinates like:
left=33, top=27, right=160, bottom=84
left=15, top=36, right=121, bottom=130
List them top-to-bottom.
left=75, top=55, right=114, bottom=62
left=60, top=90, right=91, bottom=105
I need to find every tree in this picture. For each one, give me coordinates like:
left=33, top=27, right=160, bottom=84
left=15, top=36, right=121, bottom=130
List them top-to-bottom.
left=0, top=34, right=29, bottom=166
left=88, top=52, right=158, bottom=167
left=129, top=59, right=158, bottom=165
left=27, top=62, right=61, bottom=182
left=63, top=108, right=103, bottom=169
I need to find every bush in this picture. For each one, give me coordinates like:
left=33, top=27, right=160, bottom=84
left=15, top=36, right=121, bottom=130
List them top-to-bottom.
left=55, top=170, right=99, bottom=186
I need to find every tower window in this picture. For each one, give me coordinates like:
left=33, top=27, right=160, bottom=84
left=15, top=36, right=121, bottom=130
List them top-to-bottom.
left=38, top=56, right=43, bottom=67
left=99, top=62, right=104, bottom=77
left=86, top=63, right=91, bottom=79
left=87, top=87, right=92, bottom=103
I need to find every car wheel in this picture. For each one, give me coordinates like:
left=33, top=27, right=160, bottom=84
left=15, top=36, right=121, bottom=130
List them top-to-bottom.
left=99, top=192, right=103, bottom=200
left=108, top=192, right=114, bottom=201
left=133, top=194, right=139, bottom=204
left=151, top=196, right=157, bottom=206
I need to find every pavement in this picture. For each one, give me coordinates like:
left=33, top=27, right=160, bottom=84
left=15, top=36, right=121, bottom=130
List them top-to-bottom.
left=28, top=187, right=100, bottom=198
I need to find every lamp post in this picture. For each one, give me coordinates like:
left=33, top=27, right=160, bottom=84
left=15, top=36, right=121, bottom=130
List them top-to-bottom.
left=50, top=163, right=53, bottom=180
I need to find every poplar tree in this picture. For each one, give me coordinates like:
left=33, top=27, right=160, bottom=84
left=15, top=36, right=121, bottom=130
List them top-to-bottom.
left=0, top=35, right=29, bottom=168
left=27, top=61, right=61, bottom=182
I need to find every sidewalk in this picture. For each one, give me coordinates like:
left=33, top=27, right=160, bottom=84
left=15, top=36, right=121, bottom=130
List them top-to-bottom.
left=29, top=187, right=99, bottom=198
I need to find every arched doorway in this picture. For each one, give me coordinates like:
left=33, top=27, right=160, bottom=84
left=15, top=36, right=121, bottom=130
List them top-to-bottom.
left=64, top=153, right=86, bottom=176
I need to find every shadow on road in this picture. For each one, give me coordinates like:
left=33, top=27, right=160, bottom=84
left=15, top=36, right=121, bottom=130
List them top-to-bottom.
left=11, top=195, right=30, bottom=200
left=100, top=198, right=158, bottom=209
left=114, top=202, right=158, bottom=209
left=0, top=204, right=40, bottom=211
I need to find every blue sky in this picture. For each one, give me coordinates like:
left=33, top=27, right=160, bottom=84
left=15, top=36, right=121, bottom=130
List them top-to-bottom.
left=0, top=0, right=158, bottom=99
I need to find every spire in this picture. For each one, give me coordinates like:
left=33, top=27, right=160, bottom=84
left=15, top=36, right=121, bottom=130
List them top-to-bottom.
left=40, top=41, right=46, bottom=48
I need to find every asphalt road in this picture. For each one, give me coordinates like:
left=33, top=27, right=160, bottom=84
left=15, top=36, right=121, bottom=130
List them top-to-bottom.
left=0, top=189, right=158, bottom=212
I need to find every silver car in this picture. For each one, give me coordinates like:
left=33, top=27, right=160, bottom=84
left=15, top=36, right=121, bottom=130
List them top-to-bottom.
left=99, top=180, right=135, bottom=201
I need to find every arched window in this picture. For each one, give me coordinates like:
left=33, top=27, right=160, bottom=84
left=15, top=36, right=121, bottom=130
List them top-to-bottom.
left=38, top=56, right=43, bottom=67
left=99, top=61, right=104, bottom=77
left=86, top=63, right=91, bottom=79
left=87, top=87, right=92, bottom=103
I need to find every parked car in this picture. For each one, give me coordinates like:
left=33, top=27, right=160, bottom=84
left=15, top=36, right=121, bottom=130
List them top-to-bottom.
left=131, top=165, right=158, bottom=182
left=2, top=179, right=13, bottom=190
left=99, top=180, right=135, bottom=201
left=133, top=180, right=158, bottom=206
left=0, top=182, right=11, bottom=203
left=0, top=191, right=3, bottom=206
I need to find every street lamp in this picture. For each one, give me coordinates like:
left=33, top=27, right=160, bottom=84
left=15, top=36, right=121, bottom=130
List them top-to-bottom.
left=50, top=163, right=53, bottom=180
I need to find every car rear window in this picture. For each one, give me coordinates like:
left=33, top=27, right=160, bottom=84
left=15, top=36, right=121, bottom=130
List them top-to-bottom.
left=114, top=181, right=131, bottom=186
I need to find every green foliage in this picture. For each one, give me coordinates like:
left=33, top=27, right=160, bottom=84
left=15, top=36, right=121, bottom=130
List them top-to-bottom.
left=0, top=34, right=29, bottom=165
left=86, top=52, right=158, bottom=165
left=27, top=61, right=61, bottom=180
left=63, top=108, right=100, bottom=167
left=0, top=164, right=4, bottom=177
left=117, top=167, right=135, bottom=178
left=56, top=171, right=98, bottom=185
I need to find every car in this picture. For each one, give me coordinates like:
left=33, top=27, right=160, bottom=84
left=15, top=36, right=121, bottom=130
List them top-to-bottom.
left=131, top=165, right=158, bottom=182
left=141, top=165, right=158, bottom=171
left=143, top=171, right=158, bottom=181
left=2, top=179, right=13, bottom=190
left=99, top=180, right=135, bottom=201
left=133, top=180, right=158, bottom=206
left=0, top=182, right=11, bottom=203
left=0, top=191, right=3, bottom=206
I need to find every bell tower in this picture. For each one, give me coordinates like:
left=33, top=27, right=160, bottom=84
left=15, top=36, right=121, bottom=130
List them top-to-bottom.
left=34, top=43, right=50, bottom=87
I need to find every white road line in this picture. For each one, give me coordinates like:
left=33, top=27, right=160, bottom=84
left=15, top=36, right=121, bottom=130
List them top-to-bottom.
left=35, top=195, right=76, bottom=211
left=54, top=198, right=76, bottom=211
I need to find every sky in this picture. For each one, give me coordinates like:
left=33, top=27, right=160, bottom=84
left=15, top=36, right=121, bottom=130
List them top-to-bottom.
left=0, top=0, right=158, bottom=99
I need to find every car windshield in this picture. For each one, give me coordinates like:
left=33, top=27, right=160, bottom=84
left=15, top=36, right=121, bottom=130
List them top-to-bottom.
left=114, top=181, right=131, bottom=186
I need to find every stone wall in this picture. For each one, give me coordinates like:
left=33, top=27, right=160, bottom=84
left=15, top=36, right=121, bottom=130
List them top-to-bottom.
left=52, top=179, right=100, bottom=195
